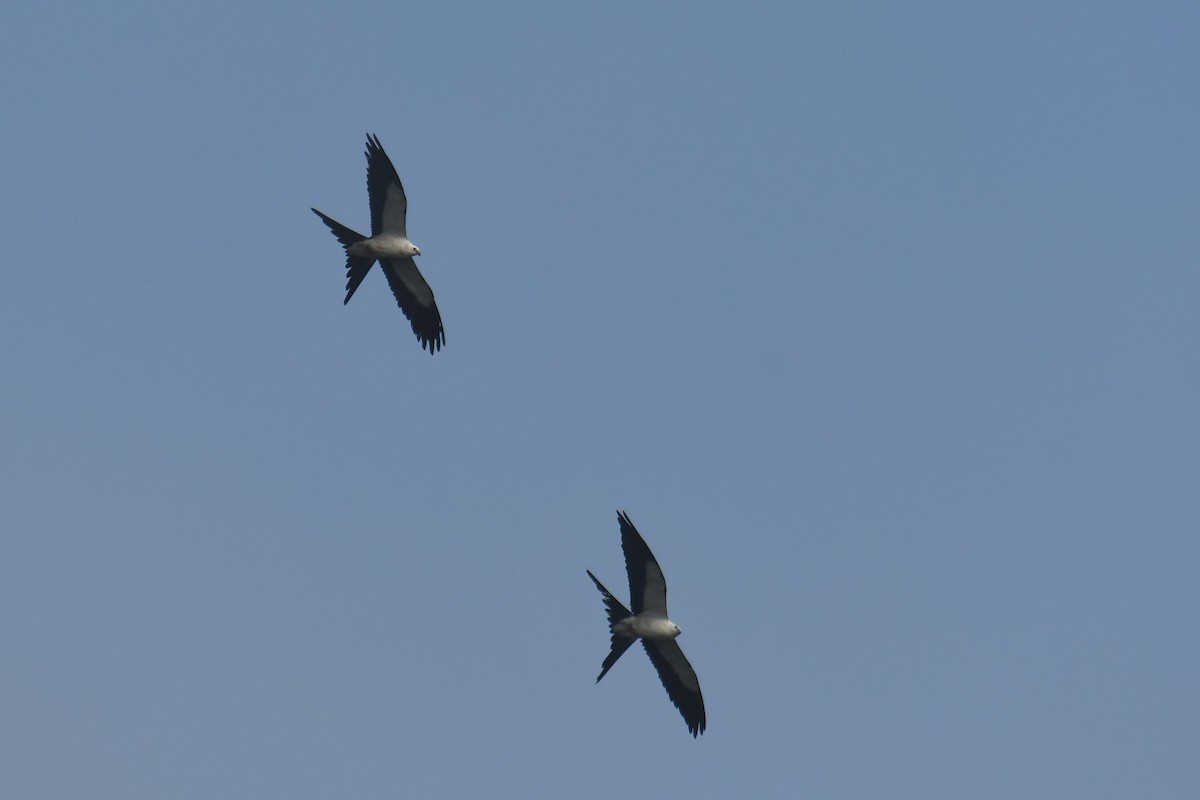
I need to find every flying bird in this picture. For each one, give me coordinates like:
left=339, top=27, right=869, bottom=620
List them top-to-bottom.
left=312, top=134, right=444, bottom=353
left=586, top=511, right=706, bottom=737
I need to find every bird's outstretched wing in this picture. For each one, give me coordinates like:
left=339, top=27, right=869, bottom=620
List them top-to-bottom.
left=365, top=134, right=408, bottom=237
left=379, top=258, right=444, bottom=353
left=618, top=511, right=668, bottom=618
left=643, top=639, right=706, bottom=737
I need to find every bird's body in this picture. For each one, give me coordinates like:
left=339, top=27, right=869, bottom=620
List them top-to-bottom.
left=312, top=134, right=444, bottom=354
left=347, top=234, right=420, bottom=260
left=587, top=511, right=706, bottom=737
left=612, top=616, right=681, bottom=640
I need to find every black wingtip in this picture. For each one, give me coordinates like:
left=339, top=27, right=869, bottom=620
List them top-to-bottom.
left=419, top=331, right=445, bottom=355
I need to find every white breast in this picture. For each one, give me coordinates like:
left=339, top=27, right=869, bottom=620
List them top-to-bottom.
left=349, top=235, right=420, bottom=259
left=617, top=616, right=682, bottom=641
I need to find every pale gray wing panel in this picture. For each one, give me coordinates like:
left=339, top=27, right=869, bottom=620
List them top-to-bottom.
left=365, top=134, right=408, bottom=237
left=379, top=258, right=444, bottom=354
left=618, top=511, right=668, bottom=617
left=643, top=639, right=706, bottom=737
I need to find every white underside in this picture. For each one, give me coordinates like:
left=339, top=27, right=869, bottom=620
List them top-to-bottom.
left=349, top=235, right=420, bottom=259
left=615, top=615, right=681, bottom=640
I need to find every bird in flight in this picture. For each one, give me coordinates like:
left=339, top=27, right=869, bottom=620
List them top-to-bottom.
left=312, top=134, right=444, bottom=354
left=587, top=511, right=706, bottom=737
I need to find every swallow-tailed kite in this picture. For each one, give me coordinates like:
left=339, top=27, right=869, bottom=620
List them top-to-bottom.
left=312, top=134, right=444, bottom=354
left=587, top=511, right=706, bottom=737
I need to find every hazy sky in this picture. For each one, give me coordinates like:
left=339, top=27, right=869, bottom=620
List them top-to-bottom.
left=2, top=2, right=1197, bottom=798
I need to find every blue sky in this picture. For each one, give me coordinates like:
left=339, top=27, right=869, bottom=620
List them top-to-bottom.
left=2, top=2, right=1197, bottom=797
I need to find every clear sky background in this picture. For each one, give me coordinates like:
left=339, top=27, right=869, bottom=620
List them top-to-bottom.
left=2, top=2, right=1197, bottom=798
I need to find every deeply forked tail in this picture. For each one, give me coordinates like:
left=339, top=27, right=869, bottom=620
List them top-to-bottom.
left=311, top=208, right=375, bottom=304
left=586, top=570, right=637, bottom=682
